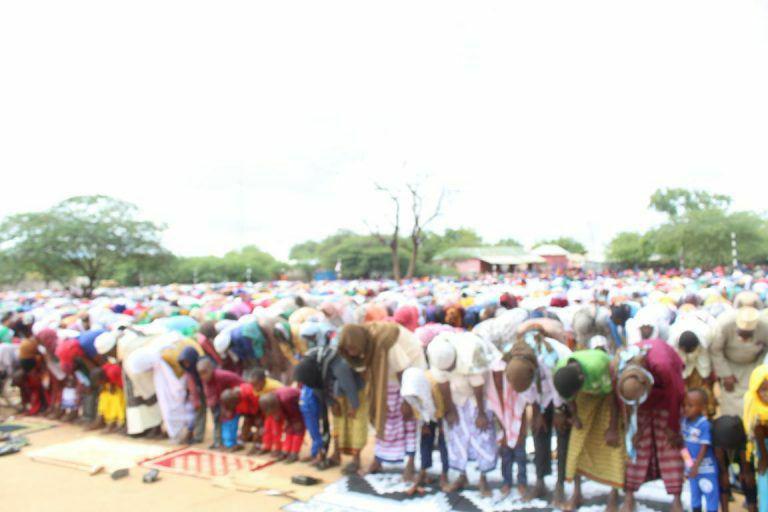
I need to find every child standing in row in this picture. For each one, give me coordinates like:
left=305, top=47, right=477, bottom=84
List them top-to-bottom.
left=259, top=387, right=305, bottom=463
left=682, top=389, right=719, bottom=512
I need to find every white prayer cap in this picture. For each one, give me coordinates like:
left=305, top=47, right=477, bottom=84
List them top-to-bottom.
left=95, top=331, right=118, bottom=355
left=426, top=333, right=456, bottom=371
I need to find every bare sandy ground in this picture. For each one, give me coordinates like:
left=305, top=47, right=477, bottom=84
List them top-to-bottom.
left=2, top=407, right=745, bottom=511
left=0, top=411, right=359, bottom=512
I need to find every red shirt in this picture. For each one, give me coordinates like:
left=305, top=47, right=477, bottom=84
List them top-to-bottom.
left=102, top=363, right=123, bottom=389
left=204, top=369, right=243, bottom=408
left=235, top=382, right=259, bottom=416
left=276, top=387, right=303, bottom=429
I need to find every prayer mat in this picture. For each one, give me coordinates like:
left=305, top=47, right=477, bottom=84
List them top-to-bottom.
left=0, top=420, right=57, bottom=435
left=27, top=436, right=171, bottom=473
left=140, top=447, right=275, bottom=479
left=283, top=472, right=681, bottom=512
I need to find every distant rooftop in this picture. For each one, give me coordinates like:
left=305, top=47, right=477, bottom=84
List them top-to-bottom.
left=531, top=244, right=571, bottom=256
left=434, top=246, right=546, bottom=265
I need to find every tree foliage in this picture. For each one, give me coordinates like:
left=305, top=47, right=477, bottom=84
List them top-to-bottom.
left=607, top=188, right=768, bottom=268
left=649, top=188, right=732, bottom=219
left=0, top=196, right=166, bottom=295
left=288, top=227, right=485, bottom=279
left=606, top=232, right=653, bottom=266
left=534, top=237, right=587, bottom=254
left=496, top=238, right=523, bottom=248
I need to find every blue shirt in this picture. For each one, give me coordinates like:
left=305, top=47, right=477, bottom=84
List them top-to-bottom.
left=78, top=329, right=106, bottom=359
left=682, top=415, right=717, bottom=475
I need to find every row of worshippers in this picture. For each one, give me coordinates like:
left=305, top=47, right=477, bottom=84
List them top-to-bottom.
left=7, top=296, right=768, bottom=512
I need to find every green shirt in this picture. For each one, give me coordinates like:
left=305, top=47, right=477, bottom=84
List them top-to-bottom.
left=557, top=349, right=613, bottom=395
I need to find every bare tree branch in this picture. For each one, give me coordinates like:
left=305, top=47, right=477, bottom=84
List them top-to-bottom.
left=370, top=184, right=402, bottom=280
left=405, top=184, right=446, bottom=279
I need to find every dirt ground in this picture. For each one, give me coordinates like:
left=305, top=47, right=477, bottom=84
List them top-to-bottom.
left=2, top=405, right=746, bottom=511
left=0, top=407, right=368, bottom=512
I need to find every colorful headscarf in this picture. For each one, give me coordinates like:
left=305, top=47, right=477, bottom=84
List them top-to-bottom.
left=394, top=306, right=419, bottom=332
left=338, top=322, right=400, bottom=439
left=178, top=345, right=203, bottom=390
left=744, top=364, right=768, bottom=454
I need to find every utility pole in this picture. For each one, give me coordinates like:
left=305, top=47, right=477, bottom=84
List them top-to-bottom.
left=731, top=232, right=738, bottom=270
left=246, top=267, right=252, bottom=283
left=193, top=268, right=198, bottom=285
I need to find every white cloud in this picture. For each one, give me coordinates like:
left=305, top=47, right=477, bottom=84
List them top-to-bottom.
left=1, top=0, right=767, bottom=260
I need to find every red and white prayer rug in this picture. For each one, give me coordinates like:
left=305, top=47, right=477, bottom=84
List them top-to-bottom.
left=140, top=448, right=274, bottom=479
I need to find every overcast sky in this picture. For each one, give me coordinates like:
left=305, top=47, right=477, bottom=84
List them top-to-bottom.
left=2, top=1, right=768, bottom=260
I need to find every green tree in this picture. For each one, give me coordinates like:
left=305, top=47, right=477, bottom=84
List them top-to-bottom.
left=649, top=188, right=732, bottom=219
left=0, top=195, right=167, bottom=296
left=651, top=208, right=768, bottom=268
left=421, top=227, right=484, bottom=262
left=606, top=232, right=653, bottom=266
left=535, top=237, right=586, bottom=254
left=496, top=238, right=523, bottom=248
left=288, top=240, right=320, bottom=261
left=168, top=245, right=283, bottom=284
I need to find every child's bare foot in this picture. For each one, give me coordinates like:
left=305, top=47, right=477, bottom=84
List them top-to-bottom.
left=402, top=458, right=416, bottom=482
left=367, top=459, right=382, bottom=475
left=439, top=473, right=449, bottom=488
left=441, top=473, right=468, bottom=493
left=478, top=475, right=491, bottom=497
left=524, top=481, right=546, bottom=502
left=405, top=483, right=427, bottom=496
left=500, top=484, right=511, bottom=497
left=517, top=484, right=527, bottom=497
left=551, top=484, right=566, bottom=508
left=606, top=489, right=619, bottom=512
left=564, top=490, right=583, bottom=512
left=619, top=491, right=635, bottom=512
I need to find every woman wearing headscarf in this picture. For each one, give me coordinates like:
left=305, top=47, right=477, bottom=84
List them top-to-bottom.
left=363, top=304, right=390, bottom=323
left=443, top=305, right=464, bottom=328
left=393, top=306, right=420, bottom=332
left=338, top=321, right=426, bottom=479
left=36, top=328, right=66, bottom=419
left=426, top=332, right=499, bottom=496
left=18, top=336, right=46, bottom=415
left=617, top=338, right=685, bottom=512
left=178, top=345, right=207, bottom=444
left=553, top=348, right=624, bottom=511
left=743, top=364, right=768, bottom=512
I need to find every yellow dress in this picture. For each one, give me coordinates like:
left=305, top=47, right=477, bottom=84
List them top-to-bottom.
left=98, top=385, right=126, bottom=426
